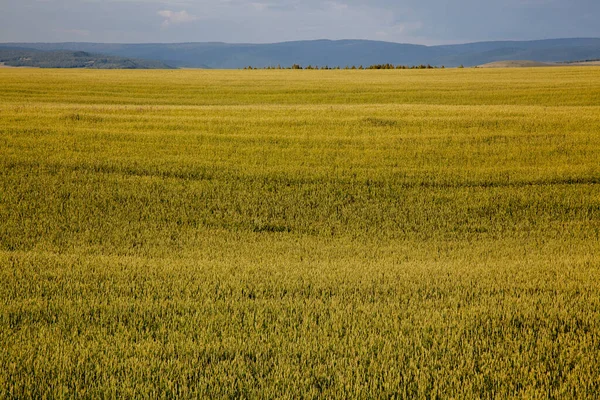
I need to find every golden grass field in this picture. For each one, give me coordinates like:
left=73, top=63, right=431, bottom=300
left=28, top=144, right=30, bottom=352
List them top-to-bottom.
left=1, top=68, right=600, bottom=398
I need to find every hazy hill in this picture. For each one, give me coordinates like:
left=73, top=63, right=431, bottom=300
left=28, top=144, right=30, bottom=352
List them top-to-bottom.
left=2, top=38, right=600, bottom=69
left=0, top=47, right=172, bottom=69
left=478, top=59, right=600, bottom=68
left=477, top=61, right=559, bottom=68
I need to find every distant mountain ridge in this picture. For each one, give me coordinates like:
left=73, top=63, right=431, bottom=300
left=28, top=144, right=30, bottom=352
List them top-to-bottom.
left=2, top=38, right=600, bottom=69
left=0, top=47, right=173, bottom=69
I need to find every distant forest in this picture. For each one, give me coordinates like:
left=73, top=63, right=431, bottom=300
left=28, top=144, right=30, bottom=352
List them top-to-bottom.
left=4, top=38, right=600, bottom=69
left=0, top=48, right=173, bottom=69
left=243, top=63, right=448, bottom=70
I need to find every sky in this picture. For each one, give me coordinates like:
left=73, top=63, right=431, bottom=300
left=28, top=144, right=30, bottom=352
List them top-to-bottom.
left=1, top=0, right=599, bottom=45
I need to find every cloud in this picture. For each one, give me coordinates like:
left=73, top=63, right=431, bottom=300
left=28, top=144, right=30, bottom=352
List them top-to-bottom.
left=2, top=0, right=600, bottom=44
left=324, top=1, right=348, bottom=11
left=250, top=2, right=269, bottom=11
left=157, top=10, right=198, bottom=28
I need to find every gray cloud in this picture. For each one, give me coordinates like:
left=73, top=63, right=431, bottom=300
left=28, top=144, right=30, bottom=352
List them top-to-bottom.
left=0, top=0, right=599, bottom=44
left=158, top=10, right=198, bottom=28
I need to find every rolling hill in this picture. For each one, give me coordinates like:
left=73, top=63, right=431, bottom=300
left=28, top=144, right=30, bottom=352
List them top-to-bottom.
left=2, top=38, right=600, bottom=69
left=0, top=47, right=173, bottom=69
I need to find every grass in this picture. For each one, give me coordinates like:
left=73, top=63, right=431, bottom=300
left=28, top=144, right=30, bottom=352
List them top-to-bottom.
left=1, top=68, right=600, bottom=398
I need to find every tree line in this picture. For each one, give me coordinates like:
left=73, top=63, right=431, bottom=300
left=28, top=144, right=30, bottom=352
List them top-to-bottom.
left=243, top=63, right=447, bottom=70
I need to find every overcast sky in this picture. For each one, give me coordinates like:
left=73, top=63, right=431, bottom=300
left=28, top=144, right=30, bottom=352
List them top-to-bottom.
left=1, top=0, right=599, bottom=45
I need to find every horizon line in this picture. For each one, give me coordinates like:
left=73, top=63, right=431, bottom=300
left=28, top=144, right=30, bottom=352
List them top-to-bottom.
left=2, top=36, right=600, bottom=48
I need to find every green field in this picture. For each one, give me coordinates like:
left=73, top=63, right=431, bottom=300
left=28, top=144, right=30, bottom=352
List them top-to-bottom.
left=1, top=68, right=600, bottom=398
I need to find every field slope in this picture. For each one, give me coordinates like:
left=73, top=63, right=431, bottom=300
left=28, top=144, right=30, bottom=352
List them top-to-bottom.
left=1, top=68, right=600, bottom=398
